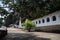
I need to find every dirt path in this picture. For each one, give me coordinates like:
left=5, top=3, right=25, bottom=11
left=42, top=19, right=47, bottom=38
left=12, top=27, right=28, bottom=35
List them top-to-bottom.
left=1, top=28, right=60, bottom=40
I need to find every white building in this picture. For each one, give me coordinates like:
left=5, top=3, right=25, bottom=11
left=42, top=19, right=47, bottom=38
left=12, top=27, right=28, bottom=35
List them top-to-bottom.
left=19, top=11, right=60, bottom=31
left=32, top=11, right=60, bottom=27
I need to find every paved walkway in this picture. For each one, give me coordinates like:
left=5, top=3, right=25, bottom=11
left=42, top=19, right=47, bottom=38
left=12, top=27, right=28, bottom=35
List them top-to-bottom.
left=1, top=28, right=60, bottom=40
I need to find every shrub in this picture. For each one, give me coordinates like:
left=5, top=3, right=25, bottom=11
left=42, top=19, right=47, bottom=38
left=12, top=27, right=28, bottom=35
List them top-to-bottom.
left=23, top=19, right=35, bottom=32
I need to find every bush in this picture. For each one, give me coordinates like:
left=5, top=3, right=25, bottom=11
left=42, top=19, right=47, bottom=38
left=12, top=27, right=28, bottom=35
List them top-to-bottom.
left=23, top=19, right=35, bottom=32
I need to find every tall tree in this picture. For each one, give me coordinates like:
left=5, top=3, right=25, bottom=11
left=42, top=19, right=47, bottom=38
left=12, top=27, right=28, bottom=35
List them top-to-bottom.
left=2, top=0, right=60, bottom=22
left=0, top=7, right=9, bottom=26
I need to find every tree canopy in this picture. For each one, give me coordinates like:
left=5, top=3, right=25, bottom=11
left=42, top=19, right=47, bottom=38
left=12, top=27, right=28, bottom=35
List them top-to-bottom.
left=2, top=0, right=60, bottom=23
left=0, top=7, right=9, bottom=26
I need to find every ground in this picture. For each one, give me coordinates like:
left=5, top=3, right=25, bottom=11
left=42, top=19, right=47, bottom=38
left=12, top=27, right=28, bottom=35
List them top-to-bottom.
left=1, top=27, right=60, bottom=40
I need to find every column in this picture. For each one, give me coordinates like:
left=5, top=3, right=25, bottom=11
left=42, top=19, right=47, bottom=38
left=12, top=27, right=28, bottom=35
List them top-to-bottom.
left=18, top=17, right=22, bottom=28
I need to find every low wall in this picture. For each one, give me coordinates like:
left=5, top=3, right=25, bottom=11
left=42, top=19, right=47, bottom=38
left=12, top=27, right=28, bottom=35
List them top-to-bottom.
left=35, top=25, right=60, bottom=32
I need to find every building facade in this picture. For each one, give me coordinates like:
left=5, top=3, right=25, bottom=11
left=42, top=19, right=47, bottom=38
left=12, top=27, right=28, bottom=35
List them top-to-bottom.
left=32, top=11, right=60, bottom=31
left=32, top=11, right=60, bottom=27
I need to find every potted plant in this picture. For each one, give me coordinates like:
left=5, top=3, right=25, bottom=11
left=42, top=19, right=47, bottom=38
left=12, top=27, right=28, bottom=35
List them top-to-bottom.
left=23, top=19, right=35, bottom=32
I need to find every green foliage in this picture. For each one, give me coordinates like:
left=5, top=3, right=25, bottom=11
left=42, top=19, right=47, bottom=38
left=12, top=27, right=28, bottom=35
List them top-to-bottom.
left=2, top=0, right=60, bottom=22
left=0, top=7, right=9, bottom=16
left=0, top=7, right=9, bottom=26
left=0, top=18, right=3, bottom=27
left=23, top=19, right=35, bottom=31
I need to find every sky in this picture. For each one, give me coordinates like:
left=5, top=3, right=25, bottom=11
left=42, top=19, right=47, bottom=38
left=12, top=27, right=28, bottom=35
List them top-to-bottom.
left=0, top=1, right=8, bottom=18
left=0, top=1, right=3, bottom=7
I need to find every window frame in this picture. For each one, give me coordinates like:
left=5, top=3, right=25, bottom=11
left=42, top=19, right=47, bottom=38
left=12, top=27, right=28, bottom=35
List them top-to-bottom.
left=46, top=17, right=50, bottom=22
left=42, top=19, right=45, bottom=23
left=39, top=20, right=41, bottom=24
left=36, top=21, right=37, bottom=24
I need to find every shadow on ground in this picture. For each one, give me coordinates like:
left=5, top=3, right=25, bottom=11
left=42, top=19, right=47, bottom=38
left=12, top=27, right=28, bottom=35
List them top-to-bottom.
left=1, top=33, right=51, bottom=40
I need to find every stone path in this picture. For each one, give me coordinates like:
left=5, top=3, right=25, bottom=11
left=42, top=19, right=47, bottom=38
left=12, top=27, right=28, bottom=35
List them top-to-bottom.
left=1, top=28, right=60, bottom=40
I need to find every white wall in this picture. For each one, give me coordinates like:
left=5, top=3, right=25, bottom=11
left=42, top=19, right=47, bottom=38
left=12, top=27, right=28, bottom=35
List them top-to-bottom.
left=32, top=11, right=60, bottom=27
left=18, top=17, right=23, bottom=28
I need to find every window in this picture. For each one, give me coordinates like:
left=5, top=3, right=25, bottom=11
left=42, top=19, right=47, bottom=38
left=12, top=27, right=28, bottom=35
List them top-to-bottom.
left=52, top=16, right=56, bottom=21
left=47, top=18, right=50, bottom=22
left=42, top=19, right=45, bottom=23
left=39, top=20, right=41, bottom=24
left=36, top=21, right=37, bottom=24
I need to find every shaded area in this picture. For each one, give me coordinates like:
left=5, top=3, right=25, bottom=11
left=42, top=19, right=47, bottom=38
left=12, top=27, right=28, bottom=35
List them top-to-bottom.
left=0, top=30, right=7, bottom=38
left=35, top=30, right=60, bottom=34
left=1, top=33, right=50, bottom=40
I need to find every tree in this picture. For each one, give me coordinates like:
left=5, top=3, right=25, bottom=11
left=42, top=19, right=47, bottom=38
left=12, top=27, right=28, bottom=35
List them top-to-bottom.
left=2, top=0, right=60, bottom=22
left=0, top=7, right=9, bottom=26
left=5, top=12, right=20, bottom=26
left=0, top=18, right=3, bottom=27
